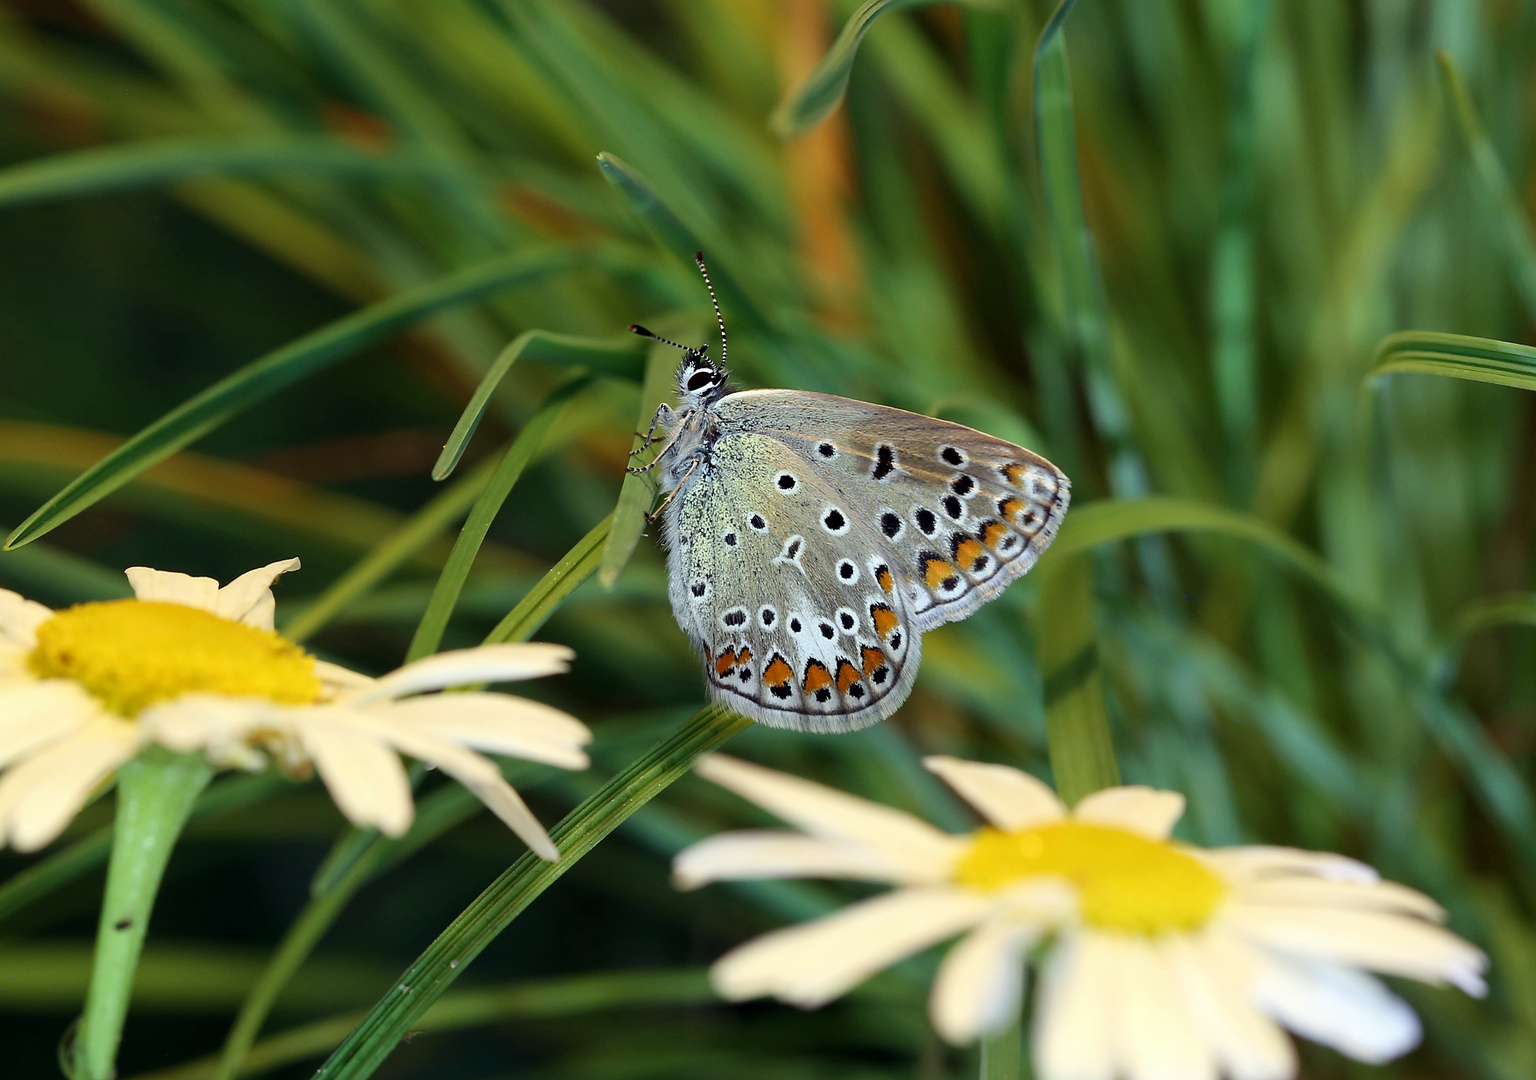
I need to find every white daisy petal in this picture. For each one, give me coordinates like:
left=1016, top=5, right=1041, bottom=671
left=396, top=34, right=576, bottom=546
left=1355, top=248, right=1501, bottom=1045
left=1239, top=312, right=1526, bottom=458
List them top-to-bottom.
left=212, top=558, right=301, bottom=630
left=125, top=567, right=220, bottom=611
left=0, top=589, right=52, bottom=648
left=353, top=643, right=575, bottom=702
left=314, top=660, right=375, bottom=694
left=0, top=680, right=101, bottom=767
left=381, top=694, right=590, bottom=767
left=138, top=695, right=275, bottom=768
left=297, top=714, right=413, bottom=837
left=0, top=720, right=139, bottom=851
left=695, top=755, right=964, bottom=881
left=922, top=756, right=1066, bottom=830
left=1072, top=786, right=1186, bottom=839
left=674, top=830, right=916, bottom=889
left=1201, top=846, right=1377, bottom=885
left=1239, top=877, right=1445, bottom=921
left=712, top=887, right=990, bottom=1008
left=1225, top=903, right=1488, bottom=995
left=928, top=914, right=1037, bottom=1044
left=1164, top=932, right=1294, bottom=1080
left=1033, top=934, right=1117, bottom=1080
left=1113, top=937, right=1216, bottom=1080
left=1252, top=954, right=1421, bottom=1064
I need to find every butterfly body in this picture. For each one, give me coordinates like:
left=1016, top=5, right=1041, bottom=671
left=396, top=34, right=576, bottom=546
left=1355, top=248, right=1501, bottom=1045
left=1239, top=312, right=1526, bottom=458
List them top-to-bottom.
left=633, top=259, right=1069, bottom=733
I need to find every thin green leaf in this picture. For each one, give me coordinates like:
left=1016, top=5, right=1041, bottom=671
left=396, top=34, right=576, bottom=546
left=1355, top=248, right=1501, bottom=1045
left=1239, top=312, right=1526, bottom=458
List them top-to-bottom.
left=1437, top=53, right=1536, bottom=321
left=0, top=139, right=469, bottom=208
left=5, top=248, right=578, bottom=550
left=1368, top=330, right=1536, bottom=393
left=434, top=331, right=643, bottom=480
left=599, top=335, right=684, bottom=587
left=407, top=375, right=593, bottom=662
left=486, top=513, right=614, bottom=644
left=1035, top=555, right=1119, bottom=805
left=1450, top=592, right=1536, bottom=642
left=313, top=704, right=751, bottom=1080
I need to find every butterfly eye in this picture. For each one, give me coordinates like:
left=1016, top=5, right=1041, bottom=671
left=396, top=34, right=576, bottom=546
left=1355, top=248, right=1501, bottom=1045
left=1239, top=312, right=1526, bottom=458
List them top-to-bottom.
left=686, top=370, right=715, bottom=391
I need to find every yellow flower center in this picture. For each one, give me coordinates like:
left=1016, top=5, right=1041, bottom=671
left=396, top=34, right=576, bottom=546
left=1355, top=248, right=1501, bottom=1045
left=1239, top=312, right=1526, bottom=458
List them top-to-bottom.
left=28, top=599, right=322, bottom=717
left=954, top=821, right=1226, bottom=934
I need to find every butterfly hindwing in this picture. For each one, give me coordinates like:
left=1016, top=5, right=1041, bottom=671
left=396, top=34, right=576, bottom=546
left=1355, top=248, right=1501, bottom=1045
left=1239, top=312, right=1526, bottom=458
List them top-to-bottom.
left=713, top=390, right=1071, bottom=632
left=663, top=430, right=921, bottom=732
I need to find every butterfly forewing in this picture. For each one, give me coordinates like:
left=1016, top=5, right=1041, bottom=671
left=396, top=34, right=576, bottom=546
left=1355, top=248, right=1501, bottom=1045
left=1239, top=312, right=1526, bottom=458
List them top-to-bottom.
left=713, top=391, right=1070, bottom=632
left=664, top=430, right=922, bottom=732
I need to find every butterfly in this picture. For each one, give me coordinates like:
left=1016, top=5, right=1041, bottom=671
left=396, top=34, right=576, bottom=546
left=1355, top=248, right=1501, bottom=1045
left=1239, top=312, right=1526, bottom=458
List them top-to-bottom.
left=629, top=254, right=1070, bottom=733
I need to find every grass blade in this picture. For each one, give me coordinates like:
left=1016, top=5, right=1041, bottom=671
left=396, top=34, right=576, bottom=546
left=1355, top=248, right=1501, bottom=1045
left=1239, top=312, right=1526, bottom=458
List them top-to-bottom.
left=5, top=248, right=577, bottom=550
left=1368, top=330, right=1536, bottom=393
left=434, top=331, right=643, bottom=480
left=407, top=376, right=593, bottom=662
left=486, top=513, right=614, bottom=644
left=1036, top=555, right=1119, bottom=805
left=312, top=704, right=751, bottom=1080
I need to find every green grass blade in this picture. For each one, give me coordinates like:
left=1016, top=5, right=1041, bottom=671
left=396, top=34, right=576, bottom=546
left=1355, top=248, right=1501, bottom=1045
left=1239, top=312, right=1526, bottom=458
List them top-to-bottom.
left=770, top=0, right=949, bottom=136
left=1437, top=53, right=1536, bottom=321
left=0, top=139, right=469, bottom=208
left=595, top=152, right=768, bottom=332
left=5, top=248, right=578, bottom=550
left=1368, top=330, right=1536, bottom=393
left=434, top=331, right=643, bottom=480
left=598, top=335, right=683, bottom=587
left=407, top=376, right=593, bottom=662
left=280, top=454, right=501, bottom=645
left=486, top=513, right=614, bottom=644
left=1036, top=555, right=1119, bottom=805
left=1449, top=592, right=1536, bottom=643
left=312, top=704, right=751, bottom=1080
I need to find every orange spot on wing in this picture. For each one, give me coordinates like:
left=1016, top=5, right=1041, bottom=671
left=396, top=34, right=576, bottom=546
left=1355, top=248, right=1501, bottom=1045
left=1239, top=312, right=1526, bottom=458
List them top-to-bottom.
left=1004, top=463, right=1029, bottom=488
left=999, top=497, right=1025, bottom=523
left=981, top=520, right=1010, bottom=548
left=953, top=538, right=986, bottom=571
left=923, top=554, right=957, bottom=590
left=875, top=565, right=894, bottom=594
left=870, top=604, right=899, bottom=638
left=735, top=647, right=752, bottom=668
left=861, top=647, right=886, bottom=677
left=714, top=648, right=737, bottom=677
left=764, top=655, right=793, bottom=687
left=803, top=659, right=833, bottom=693
left=836, top=659, right=860, bottom=693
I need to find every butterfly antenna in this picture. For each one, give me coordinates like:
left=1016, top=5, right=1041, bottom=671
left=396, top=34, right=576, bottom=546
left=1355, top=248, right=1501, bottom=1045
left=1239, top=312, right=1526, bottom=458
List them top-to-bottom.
left=693, top=251, right=727, bottom=368
left=628, top=324, right=697, bottom=354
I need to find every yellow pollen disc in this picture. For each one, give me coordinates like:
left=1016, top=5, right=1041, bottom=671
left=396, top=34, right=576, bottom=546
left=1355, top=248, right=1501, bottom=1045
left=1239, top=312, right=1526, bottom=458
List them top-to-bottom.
left=28, top=599, right=322, bottom=717
left=954, top=821, right=1225, bottom=934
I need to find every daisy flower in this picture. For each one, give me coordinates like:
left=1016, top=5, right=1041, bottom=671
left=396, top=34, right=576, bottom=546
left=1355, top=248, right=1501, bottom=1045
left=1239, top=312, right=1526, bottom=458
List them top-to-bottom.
left=0, top=559, right=590, bottom=858
left=675, top=754, right=1487, bottom=1080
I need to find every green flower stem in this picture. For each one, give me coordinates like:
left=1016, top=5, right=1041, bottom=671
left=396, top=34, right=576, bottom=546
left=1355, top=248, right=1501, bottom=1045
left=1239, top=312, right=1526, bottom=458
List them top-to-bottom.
left=1037, top=553, right=1120, bottom=805
left=314, top=704, right=751, bottom=1080
left=75, top=748, right=215, bottom=1080
left=980, top=1019, right=1023, bottom=1080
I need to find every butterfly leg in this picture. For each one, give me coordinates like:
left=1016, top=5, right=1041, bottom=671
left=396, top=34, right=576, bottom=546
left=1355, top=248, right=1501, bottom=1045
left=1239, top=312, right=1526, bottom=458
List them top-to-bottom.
left=626, top=403, right=676, bottom=474
left=644, top=458, right=698, bottom=524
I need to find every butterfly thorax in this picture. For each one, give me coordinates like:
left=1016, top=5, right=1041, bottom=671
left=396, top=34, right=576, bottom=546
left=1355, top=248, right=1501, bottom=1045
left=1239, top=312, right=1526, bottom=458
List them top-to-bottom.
left=656, top=351, right=729, bottom=492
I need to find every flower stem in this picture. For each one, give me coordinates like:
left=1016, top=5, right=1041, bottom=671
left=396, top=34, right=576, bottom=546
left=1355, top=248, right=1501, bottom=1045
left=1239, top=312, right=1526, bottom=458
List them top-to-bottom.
left=1036, top=554, right=1120, bottom=804
left=73, top=748, right=213, bottom=1080
left=980, top=1018, right=1023, bottom=1080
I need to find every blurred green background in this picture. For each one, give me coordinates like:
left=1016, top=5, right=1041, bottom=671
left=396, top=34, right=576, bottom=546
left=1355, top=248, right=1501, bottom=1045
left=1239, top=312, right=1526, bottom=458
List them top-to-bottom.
left=1, top=0, right=1534, bottom=1077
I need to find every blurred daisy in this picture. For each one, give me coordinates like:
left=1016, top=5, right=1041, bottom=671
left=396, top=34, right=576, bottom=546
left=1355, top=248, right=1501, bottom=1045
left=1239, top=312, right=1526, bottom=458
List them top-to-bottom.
left=0, top=559, right=589, bottom=858
left=676, top=754, right=1486, bottom=1080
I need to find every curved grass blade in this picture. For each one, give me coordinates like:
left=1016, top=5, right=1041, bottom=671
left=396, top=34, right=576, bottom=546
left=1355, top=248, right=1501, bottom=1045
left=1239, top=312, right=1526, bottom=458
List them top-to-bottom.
left=769, top=0, right=931, bottom=136
left=1437, top=53, right=1536, bottom=321
left=0, top=139, right=468, bottom=209
left=595, top=152, right=767, bottom=332
left=6, top=247, right=577, bottom=550
left=1368, top=330, right=1536, bottom=393
left=434, top=331, right=643, bottom=480
left=598, top=334, right=687, bottom=587
left=407, top=375, right=593, bottom=662
left=280, top=454, right=501, bottom=645
left=486, top=513, right=614, bottom=645
left=1035, top=555, right=1119, bottom=805
left=313, top=704, right=751, bottom=1080
left=132, top=970, right=713, bottom=1080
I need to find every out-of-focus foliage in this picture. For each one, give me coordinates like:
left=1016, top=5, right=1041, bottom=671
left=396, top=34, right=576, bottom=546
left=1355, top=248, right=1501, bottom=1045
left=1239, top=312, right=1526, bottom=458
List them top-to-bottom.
left=0, top=1, right=1533, bottom=1078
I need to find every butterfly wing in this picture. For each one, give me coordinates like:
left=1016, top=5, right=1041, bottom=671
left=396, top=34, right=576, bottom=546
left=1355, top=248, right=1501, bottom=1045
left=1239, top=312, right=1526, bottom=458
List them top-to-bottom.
left=713, top=390, right=1070, bottom=632
left=663, top=430, right=922, bottom=733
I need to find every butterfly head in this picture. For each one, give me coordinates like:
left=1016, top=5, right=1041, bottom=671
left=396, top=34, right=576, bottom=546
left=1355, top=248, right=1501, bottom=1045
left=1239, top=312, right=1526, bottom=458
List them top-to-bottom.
left=628, top=250, right=732, bottom=411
